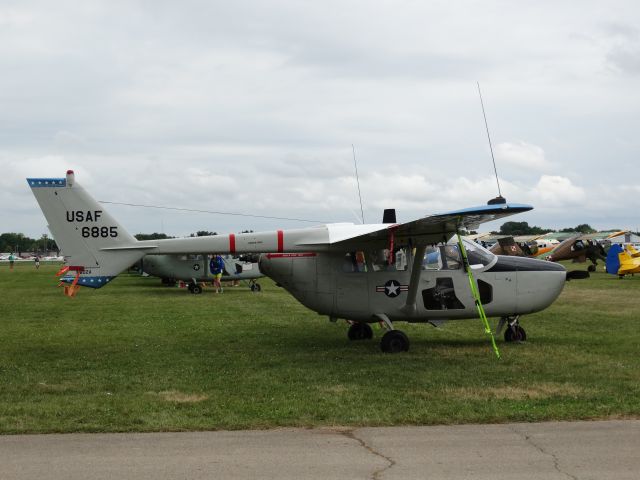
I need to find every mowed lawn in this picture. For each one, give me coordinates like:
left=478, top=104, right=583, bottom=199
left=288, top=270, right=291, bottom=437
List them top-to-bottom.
left=1, top=262, right=639, bottom=434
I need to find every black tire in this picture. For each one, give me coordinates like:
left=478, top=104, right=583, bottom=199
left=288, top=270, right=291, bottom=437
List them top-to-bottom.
left=588, top=264, right=596, bottom=272
left=254, top=283, right=261, bottom=292
left=191, top=284, right=203, bottom=294
left=348, top=322, right=374, bottom=341
left=504, top=325, right=527, bottom=342
left=380, top=330, right=410, bottom=353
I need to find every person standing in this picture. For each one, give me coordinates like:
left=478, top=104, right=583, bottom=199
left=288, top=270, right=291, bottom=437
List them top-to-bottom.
left=9, top=253, right=15, bottom=270
left=209, top=253, right=225, bottom=293
left=34, top=255, right=40, bottom=269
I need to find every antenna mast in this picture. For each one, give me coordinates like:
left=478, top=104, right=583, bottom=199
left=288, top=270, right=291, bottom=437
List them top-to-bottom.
left=477, top=82, right=505, bottom=204
left=352, top=144, right=365, bottom=224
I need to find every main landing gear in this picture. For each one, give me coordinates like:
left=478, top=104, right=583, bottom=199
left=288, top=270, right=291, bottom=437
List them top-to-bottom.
left=188, top=282, right=203, bottom=294
left=346, top=314, right=410, bottom=353
left=498, top=315, right=527, bottom=343
left=380, top=330, right=410, bottom=353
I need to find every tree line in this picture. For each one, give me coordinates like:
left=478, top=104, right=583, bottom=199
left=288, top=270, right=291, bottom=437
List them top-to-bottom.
left=0, top=233, right=58, bottom=254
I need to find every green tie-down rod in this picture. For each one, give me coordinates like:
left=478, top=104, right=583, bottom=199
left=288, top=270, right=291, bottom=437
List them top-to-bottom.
left=456, top=230, right=501, bottom=359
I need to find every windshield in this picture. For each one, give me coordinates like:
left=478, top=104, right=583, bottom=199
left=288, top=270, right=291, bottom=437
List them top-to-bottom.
left=423, top=238, right=496, bottom=270
left=458, top=238, right=496, bottom=268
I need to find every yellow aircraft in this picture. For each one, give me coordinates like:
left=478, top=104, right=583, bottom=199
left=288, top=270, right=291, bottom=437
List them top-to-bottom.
left=605, top=244, right=640, bottom=277
left=625, top=244, right=640, bottom=258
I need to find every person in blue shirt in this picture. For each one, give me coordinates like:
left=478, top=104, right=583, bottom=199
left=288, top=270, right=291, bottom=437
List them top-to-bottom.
left=210, top=254, right=225, bottom=293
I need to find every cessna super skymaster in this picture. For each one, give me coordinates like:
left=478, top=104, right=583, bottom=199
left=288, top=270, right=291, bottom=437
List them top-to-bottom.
left=28, top=171, right=571, bottom=353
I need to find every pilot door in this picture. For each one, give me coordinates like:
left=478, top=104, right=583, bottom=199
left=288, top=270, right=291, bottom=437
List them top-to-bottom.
left=420, top=245, right=474, bottom=314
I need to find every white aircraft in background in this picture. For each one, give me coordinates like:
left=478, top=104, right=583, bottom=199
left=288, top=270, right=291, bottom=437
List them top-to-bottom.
left=28, top=171, right=570, bottom=353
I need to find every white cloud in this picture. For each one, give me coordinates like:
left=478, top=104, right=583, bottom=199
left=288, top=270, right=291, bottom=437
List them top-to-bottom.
left=495, top=141, right=553, bottom=172
left=530, top=175, right=586, bottom=205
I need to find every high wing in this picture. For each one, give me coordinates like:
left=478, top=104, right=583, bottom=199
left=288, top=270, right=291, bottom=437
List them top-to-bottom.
left=328, top=203, right=533, bottom=249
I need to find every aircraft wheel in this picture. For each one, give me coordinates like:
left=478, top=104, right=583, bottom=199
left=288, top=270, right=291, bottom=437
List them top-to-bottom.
left=588, top=265, right=596, bottom=272
left=251, top=283, right=262, bottom=292
left=190, top=284, right=203, bottom=294
left=348, top=322, right=373, bottom=341
left=504, top=325, right=527, bottom=342
left=380, top=330, right=410, bottom=353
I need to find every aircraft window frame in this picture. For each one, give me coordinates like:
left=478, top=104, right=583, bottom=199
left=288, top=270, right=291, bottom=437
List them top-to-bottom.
left=462, top=239, right=496, bottom=269
left=423, top=245, right=441, bottom=270
left=369, top=247, right=409, bottom=272
left=342, top=251, right=368, bottom=273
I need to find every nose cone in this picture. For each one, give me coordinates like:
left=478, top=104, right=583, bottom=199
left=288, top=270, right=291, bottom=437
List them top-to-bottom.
left=488, top=255, right=566, bottom=315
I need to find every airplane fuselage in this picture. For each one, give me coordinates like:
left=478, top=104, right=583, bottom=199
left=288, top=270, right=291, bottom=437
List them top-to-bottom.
left=259, top=251, right=566, bottom=323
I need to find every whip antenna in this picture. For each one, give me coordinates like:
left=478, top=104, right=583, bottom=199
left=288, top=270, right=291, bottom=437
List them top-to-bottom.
left=477, top=82, right=506, bottom=205
left=352, top=144, right=365, bottom=223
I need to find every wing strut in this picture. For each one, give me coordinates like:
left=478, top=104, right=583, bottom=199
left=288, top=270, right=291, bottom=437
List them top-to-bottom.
left=456, top=230, right=501, bottom=359
left=400, top=244, right=428, bottom=316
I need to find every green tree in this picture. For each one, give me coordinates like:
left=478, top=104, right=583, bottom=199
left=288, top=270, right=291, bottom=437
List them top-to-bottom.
left=499, top=222, right=552, bottom=236
left=560, top=224, right=596, bottom=234
left=574, top=224, right=596, bottom=234
left=0, top=233, right=36, bottom=253
left=134, top=233, right=175, bottom=240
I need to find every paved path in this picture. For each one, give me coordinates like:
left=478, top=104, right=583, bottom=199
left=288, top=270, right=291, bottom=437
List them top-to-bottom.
left=1, top=420, right=639, bottom=479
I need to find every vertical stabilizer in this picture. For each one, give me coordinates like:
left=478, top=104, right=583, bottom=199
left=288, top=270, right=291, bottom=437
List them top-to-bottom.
left=27, top=171, right=147, bottom=288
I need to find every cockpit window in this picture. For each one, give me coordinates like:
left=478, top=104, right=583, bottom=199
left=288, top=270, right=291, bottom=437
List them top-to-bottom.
left=422, top=239, right=495, bottom=270
left=464, top=240, right=495, bottom=268
left=422, top=245, right=461, bottom=270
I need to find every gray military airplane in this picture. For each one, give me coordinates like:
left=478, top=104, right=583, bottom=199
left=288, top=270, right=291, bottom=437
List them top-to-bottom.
left=28, top=171, right=570, bottom=353
left=140, top=253, right=263, bottom=293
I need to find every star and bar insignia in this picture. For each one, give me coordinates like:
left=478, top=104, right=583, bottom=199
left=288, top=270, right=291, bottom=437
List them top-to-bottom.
left=376, top=279, right=409, bottom=298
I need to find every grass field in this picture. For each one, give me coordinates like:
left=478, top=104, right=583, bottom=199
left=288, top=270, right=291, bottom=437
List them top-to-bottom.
left=1, top=262, right=639, bottom=434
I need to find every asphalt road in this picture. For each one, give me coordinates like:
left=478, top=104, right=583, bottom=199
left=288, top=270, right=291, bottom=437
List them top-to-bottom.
left=1, top=420, right=639, bottom=479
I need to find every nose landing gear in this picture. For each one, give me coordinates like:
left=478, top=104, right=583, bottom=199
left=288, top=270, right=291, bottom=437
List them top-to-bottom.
left=499, top=315, right=527, bottom=342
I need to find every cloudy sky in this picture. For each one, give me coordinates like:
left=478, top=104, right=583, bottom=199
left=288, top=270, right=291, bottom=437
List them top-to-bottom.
left=2, top=0, right=639, bottom=239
